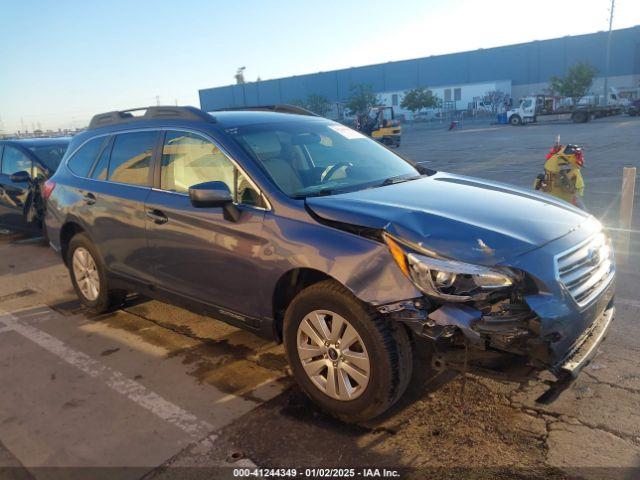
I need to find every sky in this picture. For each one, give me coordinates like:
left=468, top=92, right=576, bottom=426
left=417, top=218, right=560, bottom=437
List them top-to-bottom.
left=1, top=0, right=639, bottom=133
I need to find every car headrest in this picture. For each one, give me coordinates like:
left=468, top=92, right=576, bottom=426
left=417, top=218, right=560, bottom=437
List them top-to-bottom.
left=244, top=132, right=282, bottom=160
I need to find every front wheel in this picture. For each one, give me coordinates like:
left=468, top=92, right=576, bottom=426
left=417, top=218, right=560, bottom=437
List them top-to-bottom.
left=509, top=114, right=522, bottom=126
left=68, top=233, right=126, bottom=314
left=283, top=280, right=413, bottom=422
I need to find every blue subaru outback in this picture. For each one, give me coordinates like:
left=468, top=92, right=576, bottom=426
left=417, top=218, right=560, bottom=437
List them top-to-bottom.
left=45, top=105, right=615, bottom=421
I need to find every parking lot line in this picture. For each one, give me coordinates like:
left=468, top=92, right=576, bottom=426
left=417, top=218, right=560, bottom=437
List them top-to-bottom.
left=0, top=307, right=214, bottom=440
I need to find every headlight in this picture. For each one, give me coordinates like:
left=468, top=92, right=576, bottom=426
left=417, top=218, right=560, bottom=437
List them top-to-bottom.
left=385, top=234, right=515, bottom=301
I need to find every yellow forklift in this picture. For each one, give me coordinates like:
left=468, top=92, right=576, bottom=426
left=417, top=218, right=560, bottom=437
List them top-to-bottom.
left=356, top=106, right=402, bottom=147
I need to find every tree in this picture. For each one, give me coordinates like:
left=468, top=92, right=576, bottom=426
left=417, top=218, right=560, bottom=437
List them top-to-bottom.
left=549, top=62, right=598, bottom=103
left=345, top=84, right=379, bottom=115
left=400, top=86, right=441, bottom=113
left=484, top=90, right=508, bottom=112
left=289, top=94, right=332, bottom=117
left=304, top=94, right=332, bottom=117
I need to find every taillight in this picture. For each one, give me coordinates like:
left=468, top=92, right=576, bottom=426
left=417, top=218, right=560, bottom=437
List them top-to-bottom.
left=42, top=179, right=56, bottom=201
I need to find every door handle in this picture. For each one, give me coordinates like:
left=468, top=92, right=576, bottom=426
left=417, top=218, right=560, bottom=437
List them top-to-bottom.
left=83, top=192, right=96, bottom=205
left=146, top=209, right=168, bottom=225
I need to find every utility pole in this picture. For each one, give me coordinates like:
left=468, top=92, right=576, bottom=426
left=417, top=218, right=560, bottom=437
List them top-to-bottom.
left=603, top=0, right=615, bottom=106
left=235, top=67, right=247, bottom=106
left=156, top=95, right=161, bottom=106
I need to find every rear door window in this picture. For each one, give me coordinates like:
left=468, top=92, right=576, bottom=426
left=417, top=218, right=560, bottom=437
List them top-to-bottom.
left=108, top=131, right=157, bottom=186
left=68, top=137, right=106, bottom=177
left=91, top=139, right=112, bottom=180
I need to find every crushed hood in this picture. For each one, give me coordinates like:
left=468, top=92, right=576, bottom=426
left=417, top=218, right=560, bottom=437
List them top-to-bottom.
left=306, top=172, right=590, bottom=265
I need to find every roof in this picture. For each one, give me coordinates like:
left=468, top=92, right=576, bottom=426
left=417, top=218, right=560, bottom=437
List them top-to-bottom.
left=85, top=105, right=323, bottom=131
left=88, top=106, right=215, bottom=130
left=211, top=110, right=328, bottom=128
left=0, top=137, right=71, bottom=147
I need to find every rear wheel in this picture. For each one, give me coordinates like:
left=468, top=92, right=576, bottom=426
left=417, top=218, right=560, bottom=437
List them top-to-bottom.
left=572, top=111, right=588, bottom=123
left=68, top=233, right=126, bottom=313
left=283, top=280, right=412, bottom=422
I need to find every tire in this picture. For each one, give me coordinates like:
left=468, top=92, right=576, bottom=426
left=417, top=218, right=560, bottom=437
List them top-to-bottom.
left=572, top=111, right=588, bottom=123
left=509, top=114, right=522, bottom=126
left=67, top=233, right=126, bottom=314
left=283, top=279, right=413, bottom=422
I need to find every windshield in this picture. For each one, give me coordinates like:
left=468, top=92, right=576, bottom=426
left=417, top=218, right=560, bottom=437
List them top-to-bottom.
left=228, top=120, right=420, bottom=198
left=28, top=144, right=68, bottom=171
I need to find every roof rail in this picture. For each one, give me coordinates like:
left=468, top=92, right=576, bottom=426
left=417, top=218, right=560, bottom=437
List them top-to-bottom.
left=215, top=104, right=319, bottom=117
left=88, top=106, right=216, bottom=130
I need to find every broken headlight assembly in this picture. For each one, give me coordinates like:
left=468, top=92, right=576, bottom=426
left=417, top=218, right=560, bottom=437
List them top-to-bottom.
left=384, top=234, right=516, bottom=301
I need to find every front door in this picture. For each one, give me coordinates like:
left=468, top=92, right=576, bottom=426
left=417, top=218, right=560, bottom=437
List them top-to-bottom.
left=145, top=130, right=270, bottom=324
left=0, top=145, right=34, bottom=229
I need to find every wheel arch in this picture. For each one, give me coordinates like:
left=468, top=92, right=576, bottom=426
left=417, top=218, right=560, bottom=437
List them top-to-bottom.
left=59, top=221, right=86, bottom=266
left=271, top=268, right=341, bottom=342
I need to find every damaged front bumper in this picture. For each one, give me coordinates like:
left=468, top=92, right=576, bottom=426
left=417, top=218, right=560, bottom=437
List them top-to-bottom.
left=380, top=287, right=615, bottom=402
left=551, top=301, right=614, bottom=378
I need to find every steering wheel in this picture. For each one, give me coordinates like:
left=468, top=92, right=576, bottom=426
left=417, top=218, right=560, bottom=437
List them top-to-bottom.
left=321, top=162, right=352, bottom=183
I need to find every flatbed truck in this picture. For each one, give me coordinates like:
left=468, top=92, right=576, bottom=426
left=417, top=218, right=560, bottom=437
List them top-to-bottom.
left=506, top=93, right=623, bottom=125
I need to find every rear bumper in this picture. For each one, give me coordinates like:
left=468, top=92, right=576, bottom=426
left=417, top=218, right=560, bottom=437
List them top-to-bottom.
left=551, top=301, right=614, bottom=378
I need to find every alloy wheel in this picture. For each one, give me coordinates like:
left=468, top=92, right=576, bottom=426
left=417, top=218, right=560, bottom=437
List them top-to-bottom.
left=72, top=247, right=100, bottom=301
left=296, top=310, right=370, bottom=401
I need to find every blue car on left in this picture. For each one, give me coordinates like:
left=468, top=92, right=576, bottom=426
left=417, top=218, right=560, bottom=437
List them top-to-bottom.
left=0, top=137, right=70, bottom=233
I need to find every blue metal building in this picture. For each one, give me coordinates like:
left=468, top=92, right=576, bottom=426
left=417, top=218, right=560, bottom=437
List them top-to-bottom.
left=199, top=26, right=640, bottom=111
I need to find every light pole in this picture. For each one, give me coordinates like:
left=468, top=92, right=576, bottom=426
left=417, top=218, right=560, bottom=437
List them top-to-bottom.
left=603, top=0, right=615, bottom=106
left=236, top=67, right=247, bottom=106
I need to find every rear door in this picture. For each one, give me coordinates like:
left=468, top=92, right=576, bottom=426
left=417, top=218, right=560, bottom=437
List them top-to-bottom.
left=144, top=129, right=270, bottom=323
left=80, top=130, right=159, bottom=285
left=0, top=145, right=34, bottom=219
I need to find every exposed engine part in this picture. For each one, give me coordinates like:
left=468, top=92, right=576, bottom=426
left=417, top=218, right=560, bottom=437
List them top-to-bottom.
left=383, top=296, right=548, bottom=362
left=377, top=298, right=428, bottom=314
left=378, top=298, right=454, bottom=341
left=475, top=301, right=536, bottom=334
left=428, top=304, right=483, bottom=345
left=431, top=354, right=447, bottom=373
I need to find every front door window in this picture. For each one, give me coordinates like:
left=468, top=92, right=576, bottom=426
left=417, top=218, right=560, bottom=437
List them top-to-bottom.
left=161, top=131, right=264, bottom=207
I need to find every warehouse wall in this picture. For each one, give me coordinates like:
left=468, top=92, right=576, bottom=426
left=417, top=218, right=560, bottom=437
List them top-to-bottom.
left=199, top=26, right=640, bottom=111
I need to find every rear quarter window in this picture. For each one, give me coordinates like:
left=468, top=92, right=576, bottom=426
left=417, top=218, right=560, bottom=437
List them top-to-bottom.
left=67, top=137, right=106, bottom=177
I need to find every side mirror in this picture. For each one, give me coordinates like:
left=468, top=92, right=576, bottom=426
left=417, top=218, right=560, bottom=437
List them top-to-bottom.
left=10, top=170, right=31, bottom=183
left=188, top=181, right=240, bottom=221
left=189, top=181, right=232, bottom=208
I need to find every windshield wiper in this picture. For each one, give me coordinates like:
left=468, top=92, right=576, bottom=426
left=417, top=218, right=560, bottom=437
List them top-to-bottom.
left=376, top=174, right=423, bottom=188
left=300, top=187, right=339, bottom=198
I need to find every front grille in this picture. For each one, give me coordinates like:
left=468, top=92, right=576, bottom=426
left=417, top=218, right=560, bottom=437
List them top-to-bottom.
left=555, top=233, right=614, bottom=307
